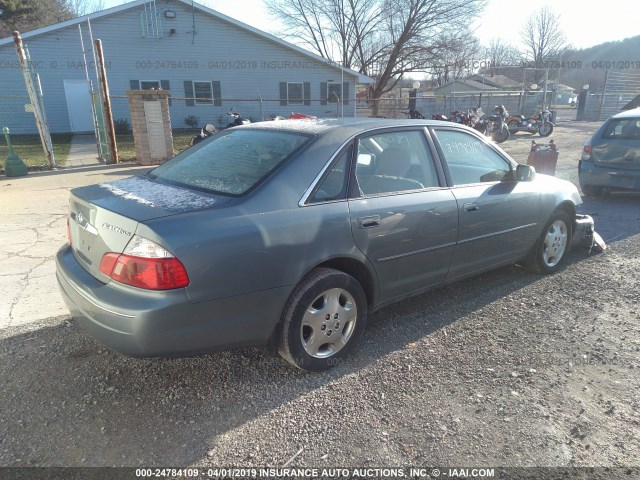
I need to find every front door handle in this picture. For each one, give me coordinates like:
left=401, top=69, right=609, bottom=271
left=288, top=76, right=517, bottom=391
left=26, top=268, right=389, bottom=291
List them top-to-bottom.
left=464, top=203, right=480, bottom=212
left=357, top=215, right=380, bottom=228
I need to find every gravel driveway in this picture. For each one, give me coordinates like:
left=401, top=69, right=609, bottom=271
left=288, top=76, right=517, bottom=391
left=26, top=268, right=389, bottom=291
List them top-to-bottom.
left=1, top=119, right=638, bottom=473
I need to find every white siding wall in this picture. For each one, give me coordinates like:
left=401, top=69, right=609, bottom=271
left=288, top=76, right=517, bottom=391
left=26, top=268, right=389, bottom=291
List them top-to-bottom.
left=0, top=1, right=357, bottom=133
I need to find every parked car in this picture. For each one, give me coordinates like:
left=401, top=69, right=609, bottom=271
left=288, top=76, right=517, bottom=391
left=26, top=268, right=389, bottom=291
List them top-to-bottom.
left=579, top=107, right=640, bottom=195
left=56, top=118, right=592, bottom=372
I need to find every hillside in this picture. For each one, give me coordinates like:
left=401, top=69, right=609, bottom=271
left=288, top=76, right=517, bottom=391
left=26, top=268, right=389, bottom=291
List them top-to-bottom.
left=561, top=35, right=640, bottom=92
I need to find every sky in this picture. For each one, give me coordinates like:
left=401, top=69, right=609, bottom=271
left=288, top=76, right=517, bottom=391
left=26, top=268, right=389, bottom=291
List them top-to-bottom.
left=104, top=0, right=638, bottom=51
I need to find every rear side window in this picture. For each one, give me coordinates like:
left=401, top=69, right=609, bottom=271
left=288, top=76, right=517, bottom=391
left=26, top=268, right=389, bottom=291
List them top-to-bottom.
left=602, top=118, right=640, bottom=140
left=148, top=129, right=311, bottom=196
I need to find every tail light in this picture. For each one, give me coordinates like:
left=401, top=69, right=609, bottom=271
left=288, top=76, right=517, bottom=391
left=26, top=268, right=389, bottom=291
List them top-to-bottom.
left=582, top=145, right=592, bottom=161
left=99, top=235, right=189, bottom=290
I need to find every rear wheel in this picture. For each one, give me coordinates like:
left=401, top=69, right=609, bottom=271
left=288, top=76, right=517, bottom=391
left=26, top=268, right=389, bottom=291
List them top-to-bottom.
left=507, top=119, right=520, bottom=133
left=539, top=122, right=554, bottom=137
left=526, top=210, right=572, bottom=274
left=278, top=268, right=368, bottom=372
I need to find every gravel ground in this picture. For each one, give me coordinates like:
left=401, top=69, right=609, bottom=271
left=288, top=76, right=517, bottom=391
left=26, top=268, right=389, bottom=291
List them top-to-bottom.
left=1, top=118, right=639, bottom=473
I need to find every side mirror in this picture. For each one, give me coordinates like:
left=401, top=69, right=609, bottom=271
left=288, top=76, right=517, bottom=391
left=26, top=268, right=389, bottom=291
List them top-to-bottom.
left=515, top=164, right=536, bottom=182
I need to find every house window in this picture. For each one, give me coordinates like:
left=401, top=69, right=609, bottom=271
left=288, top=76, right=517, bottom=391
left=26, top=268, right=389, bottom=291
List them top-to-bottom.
left=140, top=80, right=160, bottom=90
left=193, top=81, right=213, bottom=104
left=327, top=82, right=342, bottom=103
left=287, top=83, right=303, bottom=105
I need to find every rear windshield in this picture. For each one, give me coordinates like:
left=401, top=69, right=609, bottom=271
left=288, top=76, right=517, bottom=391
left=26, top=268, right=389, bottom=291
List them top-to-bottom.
left=602, top=118, right=640, bottom=140
left=148, top=129, right=311, bottom=195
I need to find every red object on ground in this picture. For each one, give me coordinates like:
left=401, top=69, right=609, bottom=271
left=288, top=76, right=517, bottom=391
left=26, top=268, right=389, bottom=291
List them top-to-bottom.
left=527, top=140, right=559, bottom=176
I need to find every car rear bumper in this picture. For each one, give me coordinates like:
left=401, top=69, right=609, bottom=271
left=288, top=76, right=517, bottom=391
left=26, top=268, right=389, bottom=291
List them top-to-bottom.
left=579, top=160, right=640, bottom=191
left=55, top=245, right=289, bottom=357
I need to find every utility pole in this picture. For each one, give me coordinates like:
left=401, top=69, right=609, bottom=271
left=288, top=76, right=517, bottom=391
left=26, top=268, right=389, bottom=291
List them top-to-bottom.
left=95, top=39, right=118, bottom=163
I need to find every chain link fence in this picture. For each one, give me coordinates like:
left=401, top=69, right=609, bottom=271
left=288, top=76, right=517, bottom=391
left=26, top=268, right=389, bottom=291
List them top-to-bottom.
left=580, top=71, right=640, bottom=121
left=360, top=91, right=551, bottom=120
left=0, top=94, right=58, bottom=170
left=107, top=94, right=348, bottom=161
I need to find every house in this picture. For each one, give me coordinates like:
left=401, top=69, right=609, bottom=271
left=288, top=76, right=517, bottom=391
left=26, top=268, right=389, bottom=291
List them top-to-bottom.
left=0, top=0, right=371, bottom=134
left=467, top=74, right=522, bottom=90
left=433, top=79, right=498, bottom=95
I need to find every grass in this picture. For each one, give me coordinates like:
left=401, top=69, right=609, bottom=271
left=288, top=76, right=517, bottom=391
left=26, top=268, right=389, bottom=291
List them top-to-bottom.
left=116, top=129, right=198, bottom=162
left=0, top=130, right=198, bottom=170
left=0, top=134, right=73, bottom=169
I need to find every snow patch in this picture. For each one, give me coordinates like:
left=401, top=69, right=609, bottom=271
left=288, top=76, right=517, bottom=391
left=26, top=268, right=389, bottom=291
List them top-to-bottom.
left=99, top=177, right=217, bottom=211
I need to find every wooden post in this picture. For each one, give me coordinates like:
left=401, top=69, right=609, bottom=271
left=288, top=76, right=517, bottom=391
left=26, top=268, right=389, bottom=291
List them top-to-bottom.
left=95, top=39, right=118, bottom=163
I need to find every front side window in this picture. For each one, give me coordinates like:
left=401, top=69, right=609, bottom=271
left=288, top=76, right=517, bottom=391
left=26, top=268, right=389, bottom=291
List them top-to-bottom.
left=193, top=81, right=213, bottom=104
left=148, top=129, right=311, bottom=196
left=432, top=129, right=512, bottom=185
left=355, top=130, right=439, bottom=196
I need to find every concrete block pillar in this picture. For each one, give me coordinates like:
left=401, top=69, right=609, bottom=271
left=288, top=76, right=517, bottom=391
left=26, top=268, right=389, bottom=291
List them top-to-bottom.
left=127, top=90, right=173, bottom=165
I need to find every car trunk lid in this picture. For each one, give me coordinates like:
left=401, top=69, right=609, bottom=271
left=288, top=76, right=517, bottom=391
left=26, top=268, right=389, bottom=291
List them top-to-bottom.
left=593, top=117, right=640, bottom=169
left=592, top=139, right=640, bottom=169
left=68, top=176, right=228, bottom=282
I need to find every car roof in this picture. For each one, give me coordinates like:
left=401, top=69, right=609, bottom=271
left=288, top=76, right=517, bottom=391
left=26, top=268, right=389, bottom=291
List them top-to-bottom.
left=611, top=107, right=640, bottom=119
left=238, top=117, right=466, bottom=138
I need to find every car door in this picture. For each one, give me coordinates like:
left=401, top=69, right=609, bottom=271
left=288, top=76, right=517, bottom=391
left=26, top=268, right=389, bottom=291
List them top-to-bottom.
left=430, top=127, right=541, bottom=280
left=348, top=128, right=458, bottom=302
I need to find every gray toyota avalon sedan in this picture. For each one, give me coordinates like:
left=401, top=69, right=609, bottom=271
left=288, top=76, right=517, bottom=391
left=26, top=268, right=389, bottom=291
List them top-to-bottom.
left=56, top=118, right=587, bottom=371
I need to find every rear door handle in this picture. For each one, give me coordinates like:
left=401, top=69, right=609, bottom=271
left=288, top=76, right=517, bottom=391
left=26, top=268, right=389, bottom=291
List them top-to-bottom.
left=464, top=203, right=480, bottom=212
left=357, top=215, right=380, bottom=228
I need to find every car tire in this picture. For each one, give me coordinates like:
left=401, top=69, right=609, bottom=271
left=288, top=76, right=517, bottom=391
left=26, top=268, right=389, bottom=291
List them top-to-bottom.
left=526, top=210, right=573, bottom=274
left=278, top=268, right=368, bottom=372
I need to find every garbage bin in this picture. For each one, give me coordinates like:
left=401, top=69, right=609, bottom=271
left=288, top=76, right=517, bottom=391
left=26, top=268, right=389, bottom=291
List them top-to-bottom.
left=527, top=140, right=559, bottom=176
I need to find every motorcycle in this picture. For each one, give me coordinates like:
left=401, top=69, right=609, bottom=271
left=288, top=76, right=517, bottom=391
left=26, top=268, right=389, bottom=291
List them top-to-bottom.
left=485, top=105, right=510, bottom=143
left=226, top=108, right=251, bottom=128
left=405, top=108, right=426, bottom=119
left=506, top=110, right=554, bottom=137
left=431, top=113, right=449, bottom=121
left=189, top=123, right=219, bottom=147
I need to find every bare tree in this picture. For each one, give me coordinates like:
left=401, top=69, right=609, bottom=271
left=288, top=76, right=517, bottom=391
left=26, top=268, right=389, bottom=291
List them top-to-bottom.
left=65, top=0, right=105, bottom=17
left=265, top=0, right=382, bottom=70
left=266, top=0, right=486, bottom=114
left=521, top=7, right=568, bottom=81
left=427, top=33, right=481, bottom=86
left=483, top=38, right=521, bottom=74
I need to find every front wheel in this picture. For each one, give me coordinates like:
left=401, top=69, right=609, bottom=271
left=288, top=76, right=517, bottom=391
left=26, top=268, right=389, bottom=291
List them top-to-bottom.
left=507, top=119, right=520, bottom=133
left=539, top=122, right=554, bottom=137
left=493, top=125, right=510, bottom=143
left=526, top=210, right=573, bottom=274
left=278, top=268, right=368, bottom=372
